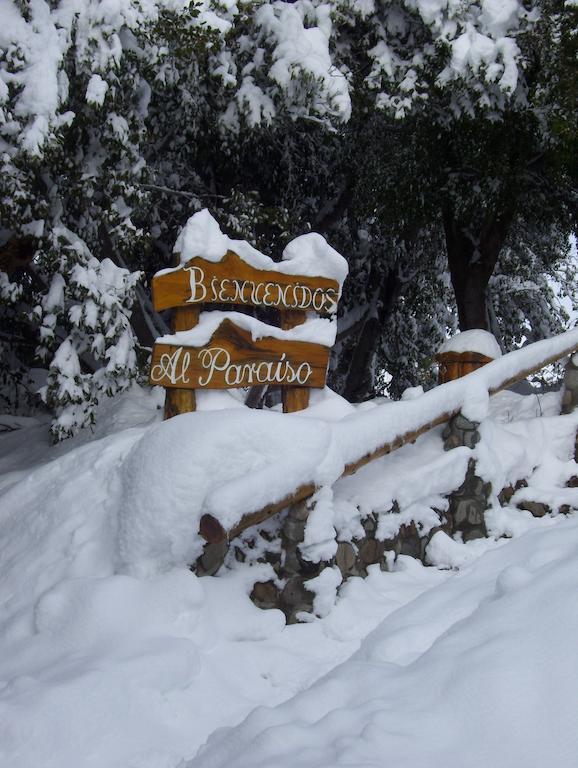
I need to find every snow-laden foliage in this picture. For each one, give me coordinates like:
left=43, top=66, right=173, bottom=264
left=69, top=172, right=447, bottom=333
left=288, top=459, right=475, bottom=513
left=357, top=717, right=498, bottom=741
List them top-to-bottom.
left=0, top=0, right=575, bottom=430
left=0, top=0, right=355, bottom=436
left=0, top=0, right=196, bottom=435
left=208, top=0, right=352, bottom=130
left=334, top=0, right=539, bottom=119
left=0, top=1, right=220, bottom=435
left=34, top=228, right=141, bottom=439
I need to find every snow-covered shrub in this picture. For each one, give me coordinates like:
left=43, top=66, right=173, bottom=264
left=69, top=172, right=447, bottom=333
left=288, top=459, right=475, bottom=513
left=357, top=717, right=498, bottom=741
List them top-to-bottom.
left=0, top=1, right=207, bottom=436
left=36, top=229, right=141, bottom=440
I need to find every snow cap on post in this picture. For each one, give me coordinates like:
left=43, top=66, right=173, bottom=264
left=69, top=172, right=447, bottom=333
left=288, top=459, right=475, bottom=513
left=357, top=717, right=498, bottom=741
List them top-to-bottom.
left=436, top=330, right=502, bottom=384
left=438, top=330, right=502, bottom=359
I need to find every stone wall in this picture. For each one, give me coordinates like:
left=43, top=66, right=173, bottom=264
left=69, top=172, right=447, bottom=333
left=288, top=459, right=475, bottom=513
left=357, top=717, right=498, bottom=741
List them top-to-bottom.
left=562, top=354, right=578, bottom=417
left=562, top=354, right=578, bottom=464
left=194, top=367, right=578, bottom=622
left=193, top=414, right=494, bottom=623
left=249, top=503, right=448, bottom=623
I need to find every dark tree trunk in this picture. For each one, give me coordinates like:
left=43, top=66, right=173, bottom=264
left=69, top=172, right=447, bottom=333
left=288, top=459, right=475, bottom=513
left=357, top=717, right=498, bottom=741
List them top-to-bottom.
left=442, top=206, right=515, bottom=331
left=0, top=236, right=36, bottom=276
left=342, top=267, right=402, bottom=402
left=342, top=314, right=382, bottom=402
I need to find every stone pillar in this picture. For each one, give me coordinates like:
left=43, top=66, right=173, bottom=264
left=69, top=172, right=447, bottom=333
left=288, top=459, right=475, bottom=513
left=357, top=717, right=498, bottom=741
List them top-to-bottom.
left=561, top=353, right=578, bottom=415
left=562, top=353, right=578, bottom=467
left=442, top=413, right=481, bottom=450
left=442, top=415, right=491, bottom=541
left=446, top=459, right=491, bottom=541
left=278, top=502, right=321, bottom=623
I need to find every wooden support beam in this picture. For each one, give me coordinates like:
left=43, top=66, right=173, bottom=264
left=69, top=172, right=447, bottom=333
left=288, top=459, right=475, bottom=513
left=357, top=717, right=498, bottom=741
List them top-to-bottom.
left=163, top=306, right=199, bottom=419
left=280, top=309, right=310, bottom=413
left=199, top=483, right=316, bottom=544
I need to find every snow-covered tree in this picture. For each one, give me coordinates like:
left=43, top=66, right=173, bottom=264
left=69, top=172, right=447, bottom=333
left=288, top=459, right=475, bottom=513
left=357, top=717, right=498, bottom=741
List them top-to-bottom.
left=0, top=0, right=355, bottom=434
left=1, top=0, right=575, bottom=427
left=1, top=0, right=200, bottom=435
left=204, top=0, right=576, bottom=396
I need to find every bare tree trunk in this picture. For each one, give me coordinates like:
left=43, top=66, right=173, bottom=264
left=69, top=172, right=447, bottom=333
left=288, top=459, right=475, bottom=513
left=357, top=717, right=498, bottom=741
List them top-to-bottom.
left=443, top=206, right=514, bottom=331
left=342, top=267, right=402, bottom=402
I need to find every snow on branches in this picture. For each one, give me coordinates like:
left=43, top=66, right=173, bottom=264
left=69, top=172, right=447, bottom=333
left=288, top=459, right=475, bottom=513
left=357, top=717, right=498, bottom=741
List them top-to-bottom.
left=0, top=0, right=571, bottom=436
left=0, top=0, right=193, bottom=159
left=334, top=0, right=539, bottom=119
left=215, top=1, right=352, bottom=130
left=36, top=228, right=141, bottom=440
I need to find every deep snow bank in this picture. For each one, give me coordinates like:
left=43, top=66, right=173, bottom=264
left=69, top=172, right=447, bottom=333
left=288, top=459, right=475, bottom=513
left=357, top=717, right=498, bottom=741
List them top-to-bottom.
left=0, top=382, right=577, bottom=768
left=0, top=386, right=456, bottom=768
left=118, top=409, right=333, bottom=574
left=189, top=515, right=578, bottom=768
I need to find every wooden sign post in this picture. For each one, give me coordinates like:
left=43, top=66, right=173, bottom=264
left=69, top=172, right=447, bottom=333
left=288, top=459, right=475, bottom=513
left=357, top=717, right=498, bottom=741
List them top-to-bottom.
left=150, top=249, right=341, bottom=417
left=163, top=305, right=199, bottom=419
left=280, top=309, right=309, bottom=413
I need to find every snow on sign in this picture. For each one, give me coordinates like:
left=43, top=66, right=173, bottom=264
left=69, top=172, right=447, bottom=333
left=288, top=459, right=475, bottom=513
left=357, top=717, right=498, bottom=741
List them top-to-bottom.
left=150, top=211, right=346, bottom=416
left=152, top=250, right=340, bottom=314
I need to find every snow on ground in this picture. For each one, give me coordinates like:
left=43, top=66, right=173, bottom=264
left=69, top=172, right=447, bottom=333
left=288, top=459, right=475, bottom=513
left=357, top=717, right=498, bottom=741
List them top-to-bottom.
left=0, top=382, right=577, bottom=768
left=189, top=514, right=578, bottom=768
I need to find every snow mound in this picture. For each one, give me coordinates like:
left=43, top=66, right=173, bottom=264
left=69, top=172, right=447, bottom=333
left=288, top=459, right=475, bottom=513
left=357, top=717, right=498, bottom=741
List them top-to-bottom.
left=172, top=209, right=348, bottom=289
left=439, top=329, right=502, bottom=358
left=1, top=381, right=578, bottom=768
left=118, top=410, right=334, bottom=575
left=188, top=516, right=578, bottom=768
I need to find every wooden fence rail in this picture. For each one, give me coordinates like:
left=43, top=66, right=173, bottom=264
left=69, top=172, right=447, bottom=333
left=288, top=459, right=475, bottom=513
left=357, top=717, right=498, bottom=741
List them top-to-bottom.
left=199, top=334, right=578, bottom=545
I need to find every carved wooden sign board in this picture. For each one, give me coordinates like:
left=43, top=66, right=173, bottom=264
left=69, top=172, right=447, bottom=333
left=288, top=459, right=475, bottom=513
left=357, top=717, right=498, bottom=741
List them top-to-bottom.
left=150, top=250, right=340, bottom=416
left=152, top=250, right=339, bottom=314
left=150, top=319, right=330, bottom=390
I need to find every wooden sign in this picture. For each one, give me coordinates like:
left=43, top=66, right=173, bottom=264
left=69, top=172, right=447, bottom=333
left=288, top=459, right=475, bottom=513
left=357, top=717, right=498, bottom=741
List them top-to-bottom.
left=152, top=250, right=339, bottom=315
left=150, top=319, right=330, bottom=390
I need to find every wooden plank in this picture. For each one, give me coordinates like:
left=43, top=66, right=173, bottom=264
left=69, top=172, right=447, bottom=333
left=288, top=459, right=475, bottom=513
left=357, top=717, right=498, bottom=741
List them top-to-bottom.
left=152, top=250, right=339, bottom=314
left=163, top=306, right=199, bottom=419
left=280, top=309, right=310, bottom=413
left=150, top=318, right=330, bottom=390
left=198, top=340, right=578, bottom=543
left=486, top=348, right=578, bottom=397
left=198, top=418, right=454, bottom=544
left=199, top=483, right=316, bottom=544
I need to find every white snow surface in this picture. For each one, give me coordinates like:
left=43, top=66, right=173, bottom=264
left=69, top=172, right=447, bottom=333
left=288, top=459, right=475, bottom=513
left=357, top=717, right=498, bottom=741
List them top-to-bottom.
left=169, top=209, right=349, bottom=290
left=158, top=310, right=336, bottom=348
left=438, top=328, right=503, bottom=358
left=1, top=344, right=578, bottom=768
left=119, top=408, right=334, bottom=574
left=189, top=515, right=578, bottom=768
